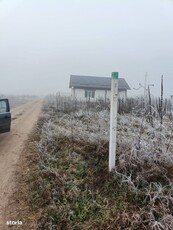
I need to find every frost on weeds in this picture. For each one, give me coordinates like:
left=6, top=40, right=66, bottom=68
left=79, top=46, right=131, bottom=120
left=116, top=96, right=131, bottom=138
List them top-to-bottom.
left=28, top=96, right=173, bottom=229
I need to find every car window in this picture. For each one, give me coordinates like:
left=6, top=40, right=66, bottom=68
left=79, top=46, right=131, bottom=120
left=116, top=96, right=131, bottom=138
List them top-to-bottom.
left=0, top=101, right=7, bottom=113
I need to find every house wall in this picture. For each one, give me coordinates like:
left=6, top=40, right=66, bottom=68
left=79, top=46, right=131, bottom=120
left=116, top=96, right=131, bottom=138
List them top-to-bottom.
left=71, top=88, right=127, bottom=101
left=95, top=90, right=110, bottom=101
left=119, top=90, right=127, bottom=100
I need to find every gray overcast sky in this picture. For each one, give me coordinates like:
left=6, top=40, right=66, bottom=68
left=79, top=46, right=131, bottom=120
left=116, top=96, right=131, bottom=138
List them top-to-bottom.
left=0, top=0, right=173, bottom=97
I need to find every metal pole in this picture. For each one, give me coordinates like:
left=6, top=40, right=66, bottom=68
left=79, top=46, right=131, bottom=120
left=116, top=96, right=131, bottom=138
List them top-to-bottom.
left=109, top=72, right=119, bottom=172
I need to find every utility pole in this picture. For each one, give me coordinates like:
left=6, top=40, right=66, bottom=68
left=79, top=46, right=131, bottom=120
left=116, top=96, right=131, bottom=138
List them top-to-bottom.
left=109, top=72, right=118, bottom=172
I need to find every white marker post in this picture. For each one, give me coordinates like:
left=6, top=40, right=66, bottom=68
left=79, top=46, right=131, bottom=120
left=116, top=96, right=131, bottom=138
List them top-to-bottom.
left=109, top=72, right=119, bottom=172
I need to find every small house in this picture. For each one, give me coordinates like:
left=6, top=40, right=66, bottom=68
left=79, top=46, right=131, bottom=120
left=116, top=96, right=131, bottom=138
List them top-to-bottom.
left=69, top=75, right=130, bottom=101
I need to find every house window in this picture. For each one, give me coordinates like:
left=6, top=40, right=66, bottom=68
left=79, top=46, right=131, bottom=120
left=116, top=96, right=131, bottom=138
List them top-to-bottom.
left=84, top=90, right=95, bottom=99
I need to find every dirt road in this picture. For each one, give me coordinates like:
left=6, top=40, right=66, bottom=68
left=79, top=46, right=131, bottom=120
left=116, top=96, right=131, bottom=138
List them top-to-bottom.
left=0, top=100, right=42, bottom=229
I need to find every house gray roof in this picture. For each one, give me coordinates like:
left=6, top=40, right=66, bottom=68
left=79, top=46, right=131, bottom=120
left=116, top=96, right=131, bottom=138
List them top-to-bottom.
left=69, top=75, right=130, bottom=90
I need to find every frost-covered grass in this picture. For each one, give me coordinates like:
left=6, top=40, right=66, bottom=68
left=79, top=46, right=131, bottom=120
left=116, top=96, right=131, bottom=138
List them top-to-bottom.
left=17, top=97, right=173, bottom=229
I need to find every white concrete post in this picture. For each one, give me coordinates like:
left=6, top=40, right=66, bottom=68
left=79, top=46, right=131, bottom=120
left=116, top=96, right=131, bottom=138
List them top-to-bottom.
left=109, top=72, right=119, bottom=172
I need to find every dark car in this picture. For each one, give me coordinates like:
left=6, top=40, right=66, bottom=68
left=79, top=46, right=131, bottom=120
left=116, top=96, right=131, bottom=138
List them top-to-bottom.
left=0, top=99, right=11, bottom=133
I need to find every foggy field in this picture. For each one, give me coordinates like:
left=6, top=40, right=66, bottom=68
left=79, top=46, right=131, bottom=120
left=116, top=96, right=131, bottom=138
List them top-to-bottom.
left=0, top=95, right=38, bottom=108
left=6, top=95, right=38, bottom=108
left=14, top=95, right=173, bottom=230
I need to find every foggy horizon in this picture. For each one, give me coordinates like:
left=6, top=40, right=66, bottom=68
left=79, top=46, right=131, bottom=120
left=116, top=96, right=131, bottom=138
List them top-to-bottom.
left=1, top=0, right=173, bottom=98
